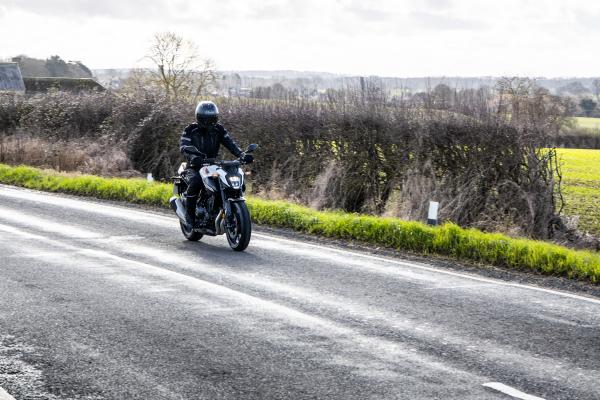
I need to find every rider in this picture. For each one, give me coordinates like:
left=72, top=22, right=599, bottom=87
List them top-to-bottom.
left=179, top=101, right=253, bottom=227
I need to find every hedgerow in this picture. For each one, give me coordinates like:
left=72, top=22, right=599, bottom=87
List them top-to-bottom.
left=0, top=86, right=567, bottom=239
left=1, top=164, right=598, bottom=284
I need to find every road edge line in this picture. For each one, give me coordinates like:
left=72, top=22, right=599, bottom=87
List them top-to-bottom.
left=253, top=232, right=600, bottom=305
left=483, top=382, right=545, bottom=400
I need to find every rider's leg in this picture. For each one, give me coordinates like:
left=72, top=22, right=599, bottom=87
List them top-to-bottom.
left=184, top=169, right=203, bottom=227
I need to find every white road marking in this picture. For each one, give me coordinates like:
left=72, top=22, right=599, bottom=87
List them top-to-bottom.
left=1, top=184, right=599, bottom=306
left=424, top=283, right=497, bottom=290
left=483, top=382, right=545, bottom=400
left=0, top=387, right=16, bottom=400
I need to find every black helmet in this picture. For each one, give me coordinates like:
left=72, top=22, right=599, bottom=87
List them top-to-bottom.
left=195, top=101, right=219, bottom=126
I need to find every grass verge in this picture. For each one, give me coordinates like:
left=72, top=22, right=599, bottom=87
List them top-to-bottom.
left=1, top=163, right=599, bottom=284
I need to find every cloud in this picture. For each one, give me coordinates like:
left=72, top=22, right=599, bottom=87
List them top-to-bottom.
left=2, top=0, right=599, bottom=77
left=3, top=0, right=218, bottom=20
left=5, top=0, right=163, bottom=18
left=249, top=0, right=309, bottom=20
left=422, top=0, right=454, bottom=10
left=343, top=4, right=393, bottom=22
left=573, top=9, right=600, bottom=31
left=409, top=11, right=487, bottom=31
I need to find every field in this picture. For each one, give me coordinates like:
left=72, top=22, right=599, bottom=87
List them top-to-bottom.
left=573, top=117, right=600, bottom=133
left=558, top=148, right=600, bottom=236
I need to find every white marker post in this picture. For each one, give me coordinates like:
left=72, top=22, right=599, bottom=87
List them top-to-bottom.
left=147, top=173, right=154, bottom=182
left=427, top=201, right=439, bottom=226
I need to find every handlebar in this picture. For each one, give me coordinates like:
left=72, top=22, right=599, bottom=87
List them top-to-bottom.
left=187, top=144, right=257, bottom=168
left=186, top=148, right=206, bottom=157
left=200, top=158, right=243, bottom=167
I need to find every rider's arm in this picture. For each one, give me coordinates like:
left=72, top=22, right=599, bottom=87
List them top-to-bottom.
left=179, top=124, right=203, bottom=162
left=219, top=125, right=243, bottom=158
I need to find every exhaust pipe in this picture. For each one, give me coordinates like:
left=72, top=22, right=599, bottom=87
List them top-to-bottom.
left=169, top=196, right=188, bottom=223
left=215, top=210, right=226, bottom=235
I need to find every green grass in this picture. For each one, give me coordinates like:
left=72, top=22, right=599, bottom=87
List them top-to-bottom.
left=570, top=117, right=600, bottom=135
left=574, top=117, right=600, bottom=131
left=558, top=148, right=600, bottom=236
left=1, top=163, right=599, bottom=284
left=0, top=165, right=173, bottom=206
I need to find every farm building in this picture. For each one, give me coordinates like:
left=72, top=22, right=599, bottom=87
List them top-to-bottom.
left=0, top=62, right=26, bottom=92
left=0, top=62, right=104, bottom=93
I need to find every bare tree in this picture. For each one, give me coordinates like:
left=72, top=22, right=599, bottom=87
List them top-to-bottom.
left=146, top=32, right=218, bottom=99
left=191, top=59, right=219, bottom=100
left=119, top=68, right=154, bottom=93
left=495, top=77, right=570, bottom=134
left=495, top=77, right=535, bottom=122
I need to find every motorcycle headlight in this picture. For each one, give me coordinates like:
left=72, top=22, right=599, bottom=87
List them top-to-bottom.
left=228, top=175, right=242, bottom=188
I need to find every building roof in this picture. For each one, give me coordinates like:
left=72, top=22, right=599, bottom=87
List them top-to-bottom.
left=0, top=62, right=26, bottom=92
left=23, top=77, right=105, bottom=93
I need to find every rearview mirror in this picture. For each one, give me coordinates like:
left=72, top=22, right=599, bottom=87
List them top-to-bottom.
left=246, top=143, right=259, bottom=153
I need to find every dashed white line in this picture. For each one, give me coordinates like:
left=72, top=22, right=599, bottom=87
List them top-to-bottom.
left=483, top=382, right=545, bottom=400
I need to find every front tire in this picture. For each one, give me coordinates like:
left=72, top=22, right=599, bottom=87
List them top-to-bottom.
left=226, top=202, right=251, bottom=251
left=180, top=220, right=203, bottom=242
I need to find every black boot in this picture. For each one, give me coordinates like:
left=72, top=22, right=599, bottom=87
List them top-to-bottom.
left=184, top=195, right=197, bottom=228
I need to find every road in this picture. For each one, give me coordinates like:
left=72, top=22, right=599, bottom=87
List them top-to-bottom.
left=0, top=185, right=598, bottom=400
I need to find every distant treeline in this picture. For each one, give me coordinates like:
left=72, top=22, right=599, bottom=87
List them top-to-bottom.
left=98, top=68, right=600, bottom=96
left=555, top=134, right=600, bottom=149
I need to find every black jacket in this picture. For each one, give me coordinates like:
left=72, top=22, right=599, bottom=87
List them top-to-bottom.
left=179, top=123, right=243, bottom=166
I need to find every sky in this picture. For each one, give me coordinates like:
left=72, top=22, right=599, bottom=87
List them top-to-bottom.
left=0, top=0, right=599, bottom=77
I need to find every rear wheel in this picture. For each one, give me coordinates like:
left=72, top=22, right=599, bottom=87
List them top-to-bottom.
left=226, top=202, right=251, bottom=251
left=180, top=220, right=203, bottom=241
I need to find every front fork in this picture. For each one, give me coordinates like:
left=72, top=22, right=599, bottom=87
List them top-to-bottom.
left=219, top=183, right=244, bottom=230
left=220, top=187, right=235, bottom=229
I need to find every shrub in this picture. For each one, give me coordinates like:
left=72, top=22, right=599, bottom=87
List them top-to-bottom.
left=18, top=90, right=114, bottom=139
left=0, top=92, right=27, bottom=133
left=126, top=97, right=188, bottom=179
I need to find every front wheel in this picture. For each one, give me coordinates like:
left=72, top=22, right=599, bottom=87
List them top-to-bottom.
left=226, top=201, right=251, bottom=251
left=180, top=220, right=203, bottom=241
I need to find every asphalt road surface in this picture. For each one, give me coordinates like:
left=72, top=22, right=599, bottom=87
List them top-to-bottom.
left=0, top=184, right=598, bottom=400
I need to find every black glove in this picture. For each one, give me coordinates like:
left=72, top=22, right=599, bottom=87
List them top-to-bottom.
left=241, top=153, right=254, bottom=164
left=189, top=155, right=204, bottom=167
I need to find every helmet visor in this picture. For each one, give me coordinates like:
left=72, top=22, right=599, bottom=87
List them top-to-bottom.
left=199, top=115, right=218, bottom=126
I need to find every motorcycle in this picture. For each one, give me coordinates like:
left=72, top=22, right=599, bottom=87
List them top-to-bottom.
left=169, top=143, right=258, bottom=251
